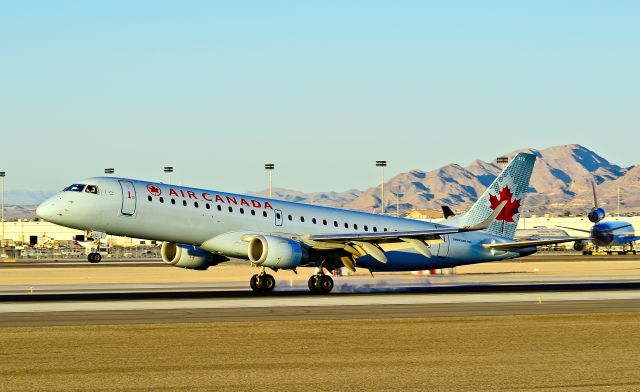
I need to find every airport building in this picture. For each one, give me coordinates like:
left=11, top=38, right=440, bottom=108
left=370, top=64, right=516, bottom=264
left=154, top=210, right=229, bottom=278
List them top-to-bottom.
left=0, top=220, right=151, bottom=247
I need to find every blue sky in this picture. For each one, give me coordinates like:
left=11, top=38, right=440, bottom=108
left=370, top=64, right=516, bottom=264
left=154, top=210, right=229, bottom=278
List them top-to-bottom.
left=1, top=1, right=638, bottom=193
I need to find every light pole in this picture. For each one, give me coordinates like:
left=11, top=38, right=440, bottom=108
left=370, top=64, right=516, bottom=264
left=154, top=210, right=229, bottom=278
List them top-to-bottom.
left=496, top=156, right=509, bottom=170
left=376, top=161, right=387, bottom=214
left=265, top=164, right=275, bottom=198
left=164, top=166, right=173, bottom=184
left=104, top=168, right=114, bottom=175
left=0, top=171, right=4, bottom=247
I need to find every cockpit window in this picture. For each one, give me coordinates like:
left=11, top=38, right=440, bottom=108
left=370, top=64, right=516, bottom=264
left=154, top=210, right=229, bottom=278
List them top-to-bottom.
left=64, top=184, right=86, bottom=192
left=85, top=185, right=98, bottom=194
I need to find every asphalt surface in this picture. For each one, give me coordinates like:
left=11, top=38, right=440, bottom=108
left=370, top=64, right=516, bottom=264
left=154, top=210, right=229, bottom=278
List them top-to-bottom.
left=2, top=253, right=640, bottom=327
left=1, top=298, right=640, bottom=327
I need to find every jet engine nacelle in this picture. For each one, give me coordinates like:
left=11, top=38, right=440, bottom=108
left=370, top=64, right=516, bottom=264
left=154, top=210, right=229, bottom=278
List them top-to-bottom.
left=588, top=207, right=606, bottom=223
left=247, top=235, right=307, bottom=269
left=161, top=242, right=226, bottom=270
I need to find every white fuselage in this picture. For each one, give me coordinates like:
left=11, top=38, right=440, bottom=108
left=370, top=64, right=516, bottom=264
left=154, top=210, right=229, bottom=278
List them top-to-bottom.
left=37, top=177, right=526, bottom=271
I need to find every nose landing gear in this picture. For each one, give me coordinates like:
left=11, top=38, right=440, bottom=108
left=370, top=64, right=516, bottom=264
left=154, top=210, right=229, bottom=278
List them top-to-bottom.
left=88, top=252, right=102, bottom=263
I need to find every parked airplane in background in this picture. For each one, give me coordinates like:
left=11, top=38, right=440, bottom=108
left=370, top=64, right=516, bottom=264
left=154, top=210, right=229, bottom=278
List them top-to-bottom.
left=36, top=152, right=581, bottom=293
left=559, top=183, right=640, bottom=253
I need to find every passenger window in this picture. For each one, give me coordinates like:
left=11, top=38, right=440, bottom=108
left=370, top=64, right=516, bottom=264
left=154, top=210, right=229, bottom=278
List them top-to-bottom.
left=85, top=185, right=98, bottom=194
left=147, top=196, right=152, bottom=202
left=160, top=197, right=164, bottom=203
left=171, top=199, right=176, bottom=205
left=182, top=200, right=187, bottom=207
left=194, top=202, right=199, bottom=208
left=206, top=203, right=210, bottom=209
left=217, top=205, right=222, bottom=211
left=228, top=206, right=233, bottom=213
left=240, top=208, right=245, bottom=214
left=251, top=210, right=256, bottom=216
left=263, top=211, right=267, bottom=217
left=288, top=214, right=292, bottom=221
left=300, top=216, right=305, bottom=223
left=312, top=218, right=317, bottom=224
left=323, top=219, right=327, bottom=225
left=334, top=221, right=338, bottom=227
left=344, top=222, right=348, bottom=228
left=353, top=224, right=358, bottom=230
left=364, top=225, right=368, bottom=231
left=373, top=227, right=377, bottom=232
left=384, top=228, right=388, bottom=232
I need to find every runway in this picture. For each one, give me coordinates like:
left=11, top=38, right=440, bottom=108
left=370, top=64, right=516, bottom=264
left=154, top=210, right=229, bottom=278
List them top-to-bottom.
left=2, top=254, right=640, bottom=326
left=2, top=281, right=640, bottom=326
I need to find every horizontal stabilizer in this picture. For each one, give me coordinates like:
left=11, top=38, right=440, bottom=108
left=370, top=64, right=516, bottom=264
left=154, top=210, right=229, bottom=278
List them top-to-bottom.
left=461, top=201, right=506, bottom=231
left=442, top=206, right=456, bottom=219
left=483, top=237, right=587, bottom=251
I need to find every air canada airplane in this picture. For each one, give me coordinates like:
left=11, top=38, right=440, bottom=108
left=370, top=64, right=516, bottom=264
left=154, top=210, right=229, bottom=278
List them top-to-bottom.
left=36, top=152, right=581, bottom=293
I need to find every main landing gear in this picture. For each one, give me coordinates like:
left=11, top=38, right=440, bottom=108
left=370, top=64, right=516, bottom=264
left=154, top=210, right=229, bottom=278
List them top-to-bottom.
left=88, top=252, right=102, bottom=263
left=248, top=268, right=335, bottom=294
left=250, top=272, right=276, bottom=293
left=308, top=274, right=334, bottom=294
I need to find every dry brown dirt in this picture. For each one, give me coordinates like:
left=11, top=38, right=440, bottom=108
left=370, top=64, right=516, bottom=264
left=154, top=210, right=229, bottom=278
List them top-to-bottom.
left=1, top=313, right=640, bottom=391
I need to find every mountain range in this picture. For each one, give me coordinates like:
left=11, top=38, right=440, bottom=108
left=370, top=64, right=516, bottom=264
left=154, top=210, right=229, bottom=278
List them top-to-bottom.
left=4, top=144, right=639, bottom=219
left=254, top=144, right=639, bottom=216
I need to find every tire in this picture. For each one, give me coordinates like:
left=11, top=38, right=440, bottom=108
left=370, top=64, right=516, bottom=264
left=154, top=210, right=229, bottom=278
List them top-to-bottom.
left=94, top=253, right=102, bottom=263
left=262, top=274, right=275, bottom=292
left=250, top=275, right=260, bottom=292
left=308, top=275, right=319, bottom=293
left=317, top=275, right=334, bottom=294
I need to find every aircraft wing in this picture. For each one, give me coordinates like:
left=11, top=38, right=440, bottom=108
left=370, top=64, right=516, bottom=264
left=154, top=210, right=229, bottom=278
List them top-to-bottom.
left=296, top=201, right=508, bottom=266
left=482, top=237, right=588, bottom=251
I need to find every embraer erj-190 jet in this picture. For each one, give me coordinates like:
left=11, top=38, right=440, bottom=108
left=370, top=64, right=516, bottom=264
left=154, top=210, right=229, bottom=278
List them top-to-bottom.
left=36, top=153, right=580, bottom=293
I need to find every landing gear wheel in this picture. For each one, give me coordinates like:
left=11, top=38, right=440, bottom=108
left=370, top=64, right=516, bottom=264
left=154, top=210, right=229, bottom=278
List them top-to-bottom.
left=88, top=253, right=101, bottom=263
left=250, top=273, right=275, bottom=293
left=250, top=274, right=260, bottom=292
left=261, top=274, right=276, bottom=292
left=308, top=275, right=319, bottom=293
left=317, top=275, right=334, bottom=294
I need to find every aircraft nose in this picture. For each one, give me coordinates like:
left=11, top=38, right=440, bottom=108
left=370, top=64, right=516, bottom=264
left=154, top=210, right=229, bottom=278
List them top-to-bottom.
left=36, top=199, right=57, bottom=221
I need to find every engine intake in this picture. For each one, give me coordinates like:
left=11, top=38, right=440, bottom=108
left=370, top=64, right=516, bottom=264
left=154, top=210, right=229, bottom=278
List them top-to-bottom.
left=247, top=235, right=306, bottom=269
left=161, top=242, right=227, bottom=270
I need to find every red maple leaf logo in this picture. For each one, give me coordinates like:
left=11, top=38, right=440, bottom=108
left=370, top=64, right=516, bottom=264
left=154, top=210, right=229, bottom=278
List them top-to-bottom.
left=147, top=184, right=161, bottom=196
left=489, top=185, right=521, bottom=222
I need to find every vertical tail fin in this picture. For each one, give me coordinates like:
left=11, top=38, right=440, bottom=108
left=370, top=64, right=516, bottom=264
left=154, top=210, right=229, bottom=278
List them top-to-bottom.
left=460, top=152, right=536, bottom=239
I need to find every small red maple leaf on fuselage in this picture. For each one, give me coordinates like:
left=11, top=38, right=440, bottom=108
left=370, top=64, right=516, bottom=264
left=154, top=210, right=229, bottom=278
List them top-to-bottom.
left=147, top=185, right=161, bottom=196
left=489, top=185, right=521, bottom=222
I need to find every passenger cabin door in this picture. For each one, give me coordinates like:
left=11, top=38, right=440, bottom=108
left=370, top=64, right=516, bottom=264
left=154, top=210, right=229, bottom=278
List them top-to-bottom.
left=119, top=180, right=137, bottom=216
left=274, top=209, right=283, bottom=226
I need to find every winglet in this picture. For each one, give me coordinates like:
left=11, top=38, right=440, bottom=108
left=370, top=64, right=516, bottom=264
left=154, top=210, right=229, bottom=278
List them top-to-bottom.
left=460, top=201, right=506, bottom=232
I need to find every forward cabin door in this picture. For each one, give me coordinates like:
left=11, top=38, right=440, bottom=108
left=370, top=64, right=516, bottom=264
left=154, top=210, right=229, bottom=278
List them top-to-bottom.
left=119, top=180, right=137, bottom=216
left=274, top=209, right=283, bottom=226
